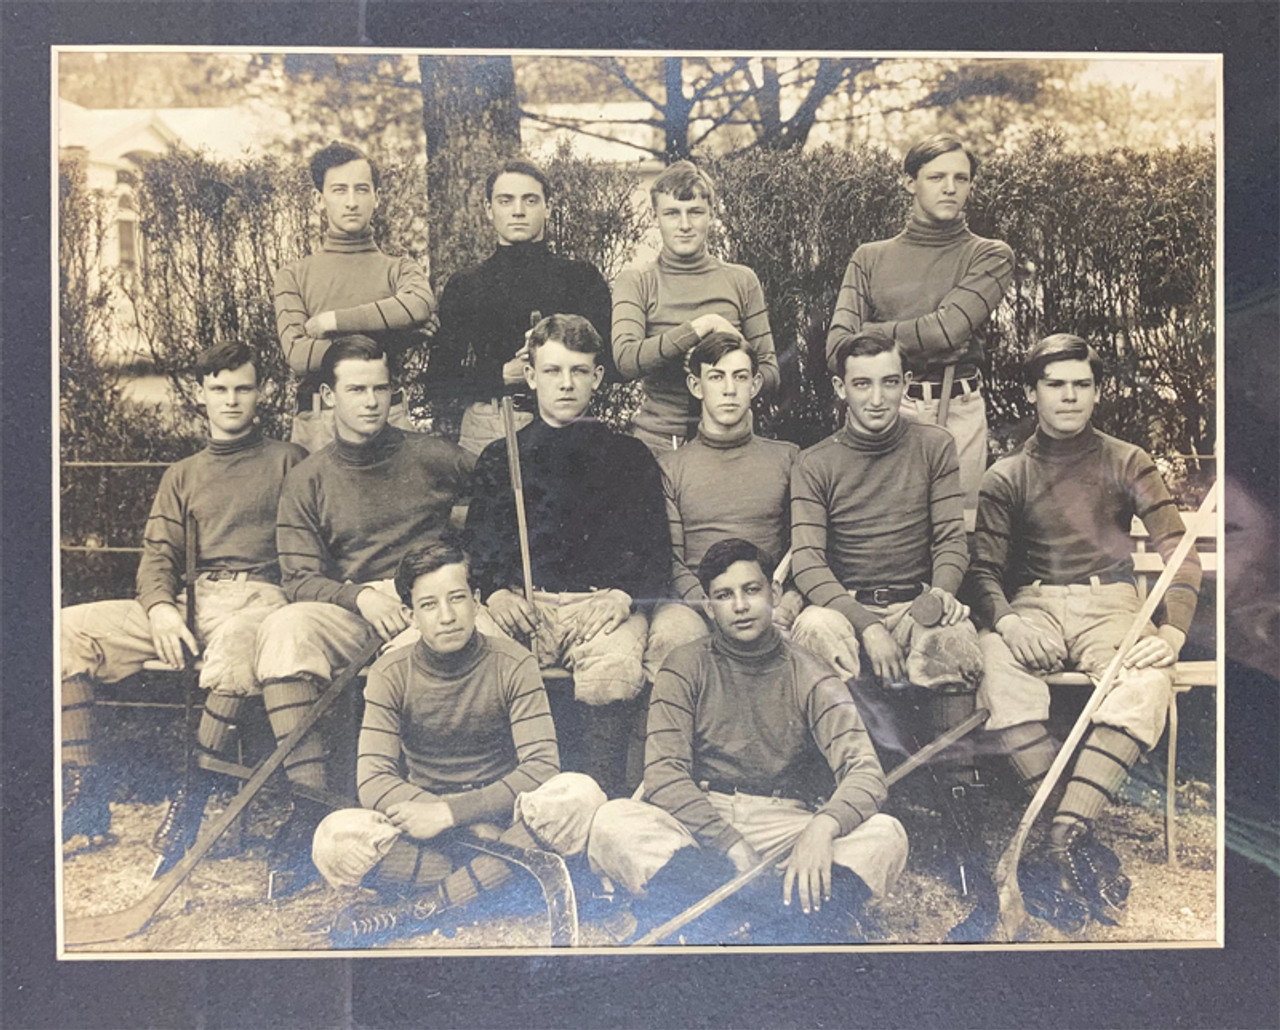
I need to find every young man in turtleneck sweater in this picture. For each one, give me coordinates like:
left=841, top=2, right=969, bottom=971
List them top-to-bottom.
left=826, top=134, right=1015, bottom=514
left=273, top=141, right=437, bottom=453
left=427, top=159, right=612, bottom=456
left=612, top=161, right=780, bottom=457
left=465, top=314, right=669, bottom=798
left=644, top=329, right=801, bottom=681
left=968, top=334, right=1202, bottom=933
left=254, top=335, right=473, bottom=892
left=60, top=342, right=306, bottom=865
left=587, top=539, right=908, bottom=944
left=310, top=541, right=606, bottom=948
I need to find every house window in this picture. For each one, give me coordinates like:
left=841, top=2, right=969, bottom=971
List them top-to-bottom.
left=117, top=218, right=137, bottom=270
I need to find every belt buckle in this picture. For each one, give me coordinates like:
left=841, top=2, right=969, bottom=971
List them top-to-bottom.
left=872, top=587, right=891, bottom=606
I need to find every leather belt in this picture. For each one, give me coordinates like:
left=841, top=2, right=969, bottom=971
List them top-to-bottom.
left=906, top=373, right=981, bottom=401
left=199, top=568, right=280, bottom=585
left=853, top=583, right=925, bottom=606
left=701, top=780, right=800, bottom=802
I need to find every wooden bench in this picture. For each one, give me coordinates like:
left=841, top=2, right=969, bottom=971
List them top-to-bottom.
left=1045, top=514, right=1218, bottom=865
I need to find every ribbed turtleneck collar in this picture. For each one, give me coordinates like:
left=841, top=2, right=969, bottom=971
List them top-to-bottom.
left=901, top=216, right=970, bottom=247
left=322, top=228, right=378, bottom=253
left=489, top=241, right=550, bottom=264
left=657, top=247, right=716, bottom=273
left=839, top=414, right=908, bottom=454
left=695, top=415, right=753, bottom=450
left=332, top=424, right=404, bottom=467
left=1027, top=424, right=1100, bottom=460
left=207, top=425, right=264, bottom=457
left=710, top=623, right=785, bottom=662
left=413, top=631, right=485, bottom=679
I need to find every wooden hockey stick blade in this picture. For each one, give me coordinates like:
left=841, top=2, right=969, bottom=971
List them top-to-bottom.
left=992, top=486, right=1217, bottom=942
left=63, top=635, right=383, bottom=947
left=631, top=707, right=990, bottom=946
left=460, top=835, right=579, bottom=947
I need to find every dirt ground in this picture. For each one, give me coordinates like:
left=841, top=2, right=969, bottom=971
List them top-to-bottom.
left=62, top=746, right=1217, bottom=955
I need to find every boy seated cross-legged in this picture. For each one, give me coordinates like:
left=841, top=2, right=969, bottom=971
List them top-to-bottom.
left=311, top=542, right=607, bottom=948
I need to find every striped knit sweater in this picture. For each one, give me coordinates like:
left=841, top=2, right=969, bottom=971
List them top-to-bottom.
left=826, top=217, right=1014, bottom=377
left=272, top=229, right=436, bottom=398
left=612, top=248, right=778, bottom=440
left=791, top=417, right=968, bottom=633
left=660, top=421, right=798, bottom=603
left=968, top=425, right=1202, bottom=632
left=276, top=426, right=473, bottom=610
left=136, top=428, right=306, bottom=612
left=644, top=626, right=887, bottom=853
left=357, top=632, right=559, bottom=828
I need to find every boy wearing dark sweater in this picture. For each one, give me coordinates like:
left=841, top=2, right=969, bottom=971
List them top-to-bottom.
left=826, top=134, right=1015, bottom=512
left=273, top=141, right=437, bottom=453
left=428, top=159, right=612, bottom=456
left=612, top=161, right=779, bottom=456
left=465, top=314, right=669, bottom=796
left=645, top=330, right=801, bottom=680
left=968, top=334, right=1203, bottom=930
left=254, top=335, right=473, bottom=888
left=60, top=343, right=305, bottom=864
left=587, top=539, right=908, bottom=944
left=311, top=542, right=606, bottom=948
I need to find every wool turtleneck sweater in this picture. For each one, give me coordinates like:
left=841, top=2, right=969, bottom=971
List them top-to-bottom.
left=826, top=216, right=1014, bottom=377
left=272, top=228, right=437, bottom=399
left=428, top=241, right=613, bottom=405
left=612, top=247, right=778, bottom=440
left=791, top=415, right=968, bottom=633
left=465, top=416, right=669, bottom=605
left=659, top=418, right=799, bottom=602
left=968, top=424, right=1202, bottom=632
left=276, top=425, right=473, bottom=610
left=136, top=427, right=306, bottom=612
left=644, top=625, right=888, bottom=853
left=357, top=631, right=559, bottom=828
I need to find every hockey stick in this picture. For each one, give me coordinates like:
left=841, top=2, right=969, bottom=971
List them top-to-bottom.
left=936, top=362, right=958, bottom=427
left=992, top=486, right=1217, bottom=941
left=63, top=634, right=384, bottom=947
left=632, top=706, right=990, bottom=946
left=459, top=834, right=579, bottom=947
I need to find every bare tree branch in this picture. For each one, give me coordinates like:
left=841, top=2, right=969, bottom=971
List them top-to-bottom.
left=605, top=56, right=664, bottom=110
left=519, top=109, right=664, bottom=160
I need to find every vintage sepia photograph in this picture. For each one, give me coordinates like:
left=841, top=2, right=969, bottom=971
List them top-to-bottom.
left=54, top=47, right=1222, bottom=958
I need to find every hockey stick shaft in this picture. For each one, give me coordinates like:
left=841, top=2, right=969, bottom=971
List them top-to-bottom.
left=936, top=362, right=958, bottom=427
left=500, top=394, right=536, bottom=611
left=993, top=485, right=1217, bottom=941
left=63, top=634, right=384, bottom=947
left=632, top=706, right=990, bottom=946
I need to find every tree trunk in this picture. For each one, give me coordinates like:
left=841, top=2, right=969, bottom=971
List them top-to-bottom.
left=663, top=57, right=693, bottom=162
left=756, top=58, right=783, bottom=145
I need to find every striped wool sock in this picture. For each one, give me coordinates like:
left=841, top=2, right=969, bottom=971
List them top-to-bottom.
left=61, top=675, right=95, bottom=767
left=261, top=678, right=327, bottom=791
left=195, top=692, right=250, bottom=764
left=991, top=722, right=1059, bottom=795
left=1052, top=725, right=1142, bottom=843
left=438, top=820, right=541, bottom=909
left=364, top=837, right=454, bottom=892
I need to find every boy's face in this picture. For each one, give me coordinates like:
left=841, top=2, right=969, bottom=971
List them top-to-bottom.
left=905, top=149, right=972, bottom=226
left=318, top=159, right=379, bottom=235
left=487, top=172, right=548, bottom=245
left=654, top=191, right=711, bottom=258
left=524, top=337, right=602, bottom=427
left=689, top=348, right=761, bottom=433
left=833, top=349, right=908, bottom=435
left=323, top=356, right=392, bottom=443
left=1027, top=357, right=1098, bottom=439
left=197, top=361, right=259, bottom=440
left=703, top=559, right=778, bottom=645
left=409, top=562, right=479, bottom=655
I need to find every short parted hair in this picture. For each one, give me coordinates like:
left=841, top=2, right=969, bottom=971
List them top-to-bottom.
left=903, top=133, right=978, bottom=179
left=310, top=140, right=380, bottom=192
left=485, top=159, right=552, bottom=203
left=650, top=160, right=716, bottom=208
left=526, top=313, right=603, bottom=363
left=687, top=329, right=757, bottom=377
left=831, top=331, right=901, bottom=379
left=1024, top=333, right=1104, bottom=387
left=318, top=334, right=388, bottom=389
left=194, top=341, right=259, bottom=383
left=697, top=538, right=776, bottom=594
left=394, top=539, right=471, bottom=605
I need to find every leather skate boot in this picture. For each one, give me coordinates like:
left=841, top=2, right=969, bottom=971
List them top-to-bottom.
left=150, top=767, right=229, bottom=878
left=267, top=796, right=329, bottom=899
left=1021, top=821, right=1123, bottom=933
left=329, top=885, right=449, bottom=949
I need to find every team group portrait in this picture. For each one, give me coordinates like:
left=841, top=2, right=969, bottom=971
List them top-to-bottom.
left=55, top=49, right=1221, bottom=954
